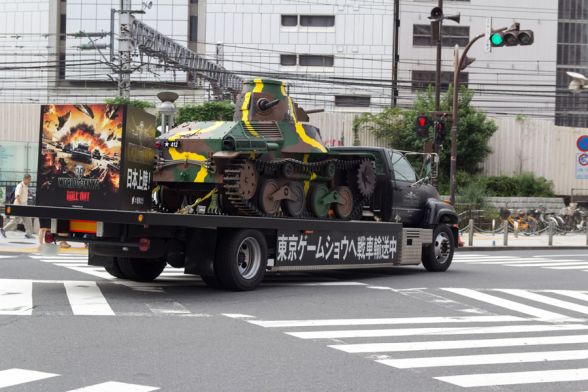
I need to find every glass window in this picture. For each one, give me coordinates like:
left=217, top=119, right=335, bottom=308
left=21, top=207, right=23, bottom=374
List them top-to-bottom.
left=189, top=15, right=198, bottom=42
left=281, top=15, right=298, bottom=27
left=300, top=15, right=335, bottom=27
left=280, top=54, right=297, bottom=66
left=299, top=55, right=334, bottom=67
left=335, top=95, right=370, bottom=107
left=390, top=151, right=417, bottom=183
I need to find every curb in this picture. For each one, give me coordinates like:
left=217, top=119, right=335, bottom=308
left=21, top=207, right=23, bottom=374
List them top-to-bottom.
left=459, top=246, right=587, bottom=252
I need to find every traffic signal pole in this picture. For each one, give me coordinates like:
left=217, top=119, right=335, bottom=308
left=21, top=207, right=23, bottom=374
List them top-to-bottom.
left=434, top=0, right=443, bottom=116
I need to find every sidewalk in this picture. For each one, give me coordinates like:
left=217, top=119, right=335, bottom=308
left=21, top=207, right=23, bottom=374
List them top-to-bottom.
left=0, top=231, right=87, bottom=255
left=460, top=231, right=588, bottom=250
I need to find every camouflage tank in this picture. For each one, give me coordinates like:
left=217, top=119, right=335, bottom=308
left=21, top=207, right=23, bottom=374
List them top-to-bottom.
left=153, top=79, right=376, bottom=219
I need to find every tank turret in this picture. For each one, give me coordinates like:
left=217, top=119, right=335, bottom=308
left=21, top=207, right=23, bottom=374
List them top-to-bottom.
left=153, top=79, right=376, bottom=220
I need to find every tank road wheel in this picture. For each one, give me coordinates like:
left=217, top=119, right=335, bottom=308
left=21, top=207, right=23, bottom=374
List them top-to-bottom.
left=356, top=159, right=377, bottom=197
left=238, top=161, right=258, bottom=201
left=259, top=179, right=281, bottom=216
left=283, top=182, right=305, bottom=218
left=309, top=183, right=330, bottom=219
left=334, top=186, right=354, bottom=219
left=422, top=225, right=455, bottom=272
left=215, top=229, right=268, bottom=291
left=117, top=257, right=167, bottom=282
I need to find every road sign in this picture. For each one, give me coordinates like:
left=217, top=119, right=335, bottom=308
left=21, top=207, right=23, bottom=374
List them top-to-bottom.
left=485, top=17, right=492, bottom=53
left=577, top=135, right=588, bottom=151
left=577, top=153, right=588, bottom=179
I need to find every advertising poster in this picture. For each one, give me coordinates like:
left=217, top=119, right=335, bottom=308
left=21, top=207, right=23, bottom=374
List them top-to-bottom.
left=37, top=104, right=124, bottom=209
left=120, top=106, right=156, bottom=210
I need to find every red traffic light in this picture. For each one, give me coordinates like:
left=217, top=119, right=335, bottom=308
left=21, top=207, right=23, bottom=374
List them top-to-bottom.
left=418, top=116, right=427, bottom=127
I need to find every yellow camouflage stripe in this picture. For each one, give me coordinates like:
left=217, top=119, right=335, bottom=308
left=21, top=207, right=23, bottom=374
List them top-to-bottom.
left=241, top=92, right=260, bottom=137
left=288, top=98, right=327, bottom=153
left=167, top=121, right=224, bottom=183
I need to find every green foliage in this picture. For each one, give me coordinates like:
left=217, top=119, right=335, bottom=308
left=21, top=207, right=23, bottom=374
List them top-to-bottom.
left=353, top=86, right=498, bottom=187
left=104, top=97, right=154, bottom=109
left=176, top=101, right=235, bottom=124
left=449, top=171, right=555, bottom=198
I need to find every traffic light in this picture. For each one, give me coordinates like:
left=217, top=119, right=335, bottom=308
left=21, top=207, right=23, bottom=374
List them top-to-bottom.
left=490, top=24, right=534, bottom=47
left=415, top=115, right=431, bottom=138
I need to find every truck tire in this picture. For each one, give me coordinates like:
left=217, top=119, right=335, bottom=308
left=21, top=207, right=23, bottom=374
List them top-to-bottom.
left=422, top=224, right=454, bottom=272
left=215, top=229, right=267, bottom=291
left=117, top=257, right=166, bottom=282
left=104, top=258, right=127, bottom=279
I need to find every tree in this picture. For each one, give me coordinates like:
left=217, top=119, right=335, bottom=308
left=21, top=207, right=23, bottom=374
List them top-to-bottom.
left=354, top=86, right=497, bottom=181
left=104, top=97, right=155, bottom=110
left=176, top=101, right=235, bottom=124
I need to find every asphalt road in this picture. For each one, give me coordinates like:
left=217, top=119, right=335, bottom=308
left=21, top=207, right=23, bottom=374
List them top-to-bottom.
left=1, top=249, right=588, bottom=391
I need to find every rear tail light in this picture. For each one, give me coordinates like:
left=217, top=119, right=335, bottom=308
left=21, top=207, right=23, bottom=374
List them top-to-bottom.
left=155, top=141, right=162, bottom=149
left=44, top=232, right=55, bottom=244
left=138, top=238, right=151, bottom=252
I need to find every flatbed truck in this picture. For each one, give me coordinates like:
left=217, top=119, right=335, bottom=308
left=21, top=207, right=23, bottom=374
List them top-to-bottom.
left=5, top=147, right=458, bottom=291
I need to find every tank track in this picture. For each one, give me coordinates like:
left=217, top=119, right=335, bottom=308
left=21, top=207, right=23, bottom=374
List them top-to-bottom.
left=222, top=158, right=372, bottom=219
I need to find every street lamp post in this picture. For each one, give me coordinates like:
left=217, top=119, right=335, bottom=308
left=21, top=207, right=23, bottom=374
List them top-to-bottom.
left=449, top=28, right=506, bottom=205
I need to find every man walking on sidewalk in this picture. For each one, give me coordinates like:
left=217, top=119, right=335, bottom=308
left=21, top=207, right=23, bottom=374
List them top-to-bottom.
left=1, top=174, right=33, bottom=239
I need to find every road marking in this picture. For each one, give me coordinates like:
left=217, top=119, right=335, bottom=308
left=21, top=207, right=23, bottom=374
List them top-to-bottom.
left=0, top=255, right=16, bottom=259
left=510, top=262, right=588, bottom=267
left=547, top=264, right=588, bottom=270
left=0, top=279, right=32, bottom=315
left=63, top=281, right=115, bottom=316
left=298, top=282, right=367, bottom=286
left=442, top=288, right=568, bottom=320
left=497, top=289, right=588, bottom=316
left=549, top=290, right=588, bottom=303
left=146, top=302, right=191, bottom=315
left=223, top=313, right=256, bottom=319
left=248, top=315, right=526, bottom=328
left=286, top=323, right=588, bottom=339
left=329, top=334, right=588, bottom=353
left=378, top=349, right=588, bottom=369
left=0, top=368, right=58, bottom=388
left=436, top=368, right=588, bottom=388
left=66, top=381, right=159, bottom=391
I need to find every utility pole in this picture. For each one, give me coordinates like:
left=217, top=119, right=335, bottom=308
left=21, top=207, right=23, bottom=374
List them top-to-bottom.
left=118, top=0, right=133, bottom=98
left=391, top=0, right=400, bottom=107
left=434, top=0, right=443, bottom=116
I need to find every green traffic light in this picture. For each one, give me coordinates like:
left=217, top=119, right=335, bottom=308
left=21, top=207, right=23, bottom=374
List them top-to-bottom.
left=491, top=33, right=504, bottom=46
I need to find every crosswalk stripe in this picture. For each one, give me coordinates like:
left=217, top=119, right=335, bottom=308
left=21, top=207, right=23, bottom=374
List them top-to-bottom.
left=0, top=255, right=15, bottom=259
left=30, top=256, right=87, bottom=260
left=459, top=259, right=576, bottom=264
left=510, top=262, right=588, bottom=267
left=547, top=264, right=588, bottom=270
left=63, top=266, right=114, bottom=280
left=0, top=279, right=32, bottom=315
left=63, top=282, right=115, bottom=316
left=442, top=288, right=568, bottom=319
left=497, top=289, right=588, bottom=316
left=549, top=290, right=588, bottom=303
left=248, top=315, right=526, bottom=328
left=287, top=323, right=588, bottom=339
left=329, top=334, right=588, bottom=353
left=378, top=349, right=588, bottom=369
left=0, top=368, right=58, bottom=388
left=436, top=368, right=588, bottom=388
left=65, top=381, right=159, bottom=391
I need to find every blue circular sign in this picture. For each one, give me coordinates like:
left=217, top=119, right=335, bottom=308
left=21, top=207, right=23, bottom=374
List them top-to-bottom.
left=578, top=135, right=588, bottom=152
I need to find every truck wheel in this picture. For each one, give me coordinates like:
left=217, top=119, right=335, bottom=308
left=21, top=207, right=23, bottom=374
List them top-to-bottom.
left=422, top=225, right=454, bottom=272
left=215, top=230, right=267, bottom=291
left=117, top=257, right=166, bottom=282
left=104, top=258, right=127, bottom=279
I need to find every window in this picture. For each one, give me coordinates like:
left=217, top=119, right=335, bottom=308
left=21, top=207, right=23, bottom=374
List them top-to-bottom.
left=190, top=0, right=198, bottom=3
left=189, top=15, right=198, bottom=42
left=281, top=15, right=298, bottom=27
left=300, top=15, right=335, bottom=27
left=413, top=24, right=470, bottom=47
left=280, top=54, right=297, bottom=66
left=299, top=55, right=334, bottom=67
left=411, top=70, right=468, bottom=92
left=335, top=95, right=370, bottom=107
left=390, top=151, right=417, bottom=183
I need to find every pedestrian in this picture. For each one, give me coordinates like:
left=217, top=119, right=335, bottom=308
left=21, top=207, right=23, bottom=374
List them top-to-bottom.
left=1, top=174, right=34, bottom=239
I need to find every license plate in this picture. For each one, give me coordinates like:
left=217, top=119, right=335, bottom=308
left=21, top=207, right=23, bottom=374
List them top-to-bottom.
left=69, top=220, right=97, bottom=234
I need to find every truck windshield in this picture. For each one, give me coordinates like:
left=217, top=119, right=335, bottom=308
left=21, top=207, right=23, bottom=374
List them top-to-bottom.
left=389, top=151, right=417, bottom=182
